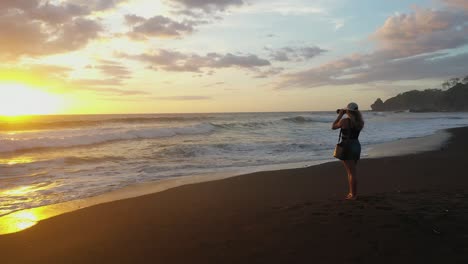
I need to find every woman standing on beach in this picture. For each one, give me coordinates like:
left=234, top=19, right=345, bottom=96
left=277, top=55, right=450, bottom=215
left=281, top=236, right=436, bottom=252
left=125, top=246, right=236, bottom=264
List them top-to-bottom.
left=332, top=102, right=364, bottom=200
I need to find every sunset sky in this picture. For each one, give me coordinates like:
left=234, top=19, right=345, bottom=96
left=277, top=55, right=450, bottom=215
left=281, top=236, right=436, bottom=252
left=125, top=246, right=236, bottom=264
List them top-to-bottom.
left=0, top=0, right=467, bottom=115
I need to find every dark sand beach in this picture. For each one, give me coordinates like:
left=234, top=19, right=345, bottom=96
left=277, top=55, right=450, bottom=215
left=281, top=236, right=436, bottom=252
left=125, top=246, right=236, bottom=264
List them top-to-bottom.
left=1, top=127, right=468, bottom=263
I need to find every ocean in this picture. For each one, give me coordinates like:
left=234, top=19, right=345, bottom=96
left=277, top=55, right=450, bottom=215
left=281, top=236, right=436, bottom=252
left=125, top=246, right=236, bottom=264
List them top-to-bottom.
left=1, top=111, right=468, bottom=216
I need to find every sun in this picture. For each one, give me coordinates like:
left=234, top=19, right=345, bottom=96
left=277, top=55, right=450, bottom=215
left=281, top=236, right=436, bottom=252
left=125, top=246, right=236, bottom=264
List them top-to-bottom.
left=0, top=83, right=63, bottom=116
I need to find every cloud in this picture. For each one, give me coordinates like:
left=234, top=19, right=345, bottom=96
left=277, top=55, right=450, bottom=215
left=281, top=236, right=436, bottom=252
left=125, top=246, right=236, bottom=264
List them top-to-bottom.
left=0, top=0, right=38, bottom=11
left=0, top=0, right=125, bottom=14
left=66, top=0, right=126, bottom=11
left=166, top=0, right=244, bottom=13
left=441, top=0, right=468, bottom=11
left=0, top=1, right=103, bottom=60
left=28, top=2, right=88, bottom=24
left=238, top=2, right=325, bottom=16
left=276, top=7, right=468, bottom=89
left=372, top=8, right=468, bottom=58
left=0, top=14, right=48, bottom=59
left=124, top=14, right=146, bottom=25
left=126, top=15, right=194, bottom=39
left=49, top=18, right=102, bottom=52
left=332, top=19, right=344, bottom=30
left=267, top=46, right=327, bottom=62
left=123, top=49, right=271, bottom=72
left=276, top=51, right=468, bottom=89
left=350, top=52, right=468, bottom=83
left=213, top=53, right=270, bottom=67
left=71, top=60, right=132, bottom=88
left=95, top=60, right=132, bottom=79
left=0, top=62, right=146, bottom=98
left=0, top=64, right=72, bottom=84
left=27, top=64, right=73, bottom=78
left=253, top=67, right=284, bottom=78
left=72, top=78, right=124, bottom=86
left=69, top=80, right=153, bottom=98
left=202, top=82, right=225, bottom=87
left=79, top=87, right=150, bottom=96
left=152, top=95, right=212, bottom=100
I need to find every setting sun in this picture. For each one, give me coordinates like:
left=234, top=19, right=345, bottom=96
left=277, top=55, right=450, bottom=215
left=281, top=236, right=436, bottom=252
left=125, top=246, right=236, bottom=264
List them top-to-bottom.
left=0, top=83, right=63, bottom=116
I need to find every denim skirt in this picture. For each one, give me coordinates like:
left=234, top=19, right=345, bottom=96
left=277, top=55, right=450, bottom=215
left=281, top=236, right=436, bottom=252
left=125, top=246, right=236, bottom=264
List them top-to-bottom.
left=339, top=139, right=361, bottom=161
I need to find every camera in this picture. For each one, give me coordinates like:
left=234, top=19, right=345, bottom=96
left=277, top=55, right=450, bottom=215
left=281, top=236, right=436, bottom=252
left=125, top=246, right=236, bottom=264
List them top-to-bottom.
left=336, top=109, right=343, bottom=114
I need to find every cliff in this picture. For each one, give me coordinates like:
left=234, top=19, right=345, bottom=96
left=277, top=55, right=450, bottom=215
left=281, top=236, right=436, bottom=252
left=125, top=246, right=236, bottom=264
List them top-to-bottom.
left=371, top=77, right=468, bottom=112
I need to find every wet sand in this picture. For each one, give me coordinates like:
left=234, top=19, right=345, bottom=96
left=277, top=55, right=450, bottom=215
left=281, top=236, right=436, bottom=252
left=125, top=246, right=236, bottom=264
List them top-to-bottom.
left=1, top=127, right=468, bottom=263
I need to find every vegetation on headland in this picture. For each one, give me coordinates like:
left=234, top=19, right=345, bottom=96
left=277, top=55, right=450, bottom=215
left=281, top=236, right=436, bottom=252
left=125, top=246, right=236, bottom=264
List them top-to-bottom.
left=371, top=76, right=468, bottom=112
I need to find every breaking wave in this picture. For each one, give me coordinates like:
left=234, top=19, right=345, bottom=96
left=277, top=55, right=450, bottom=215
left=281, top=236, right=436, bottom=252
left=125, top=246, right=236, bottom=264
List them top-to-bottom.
left=0, top=123, right=216, bottom=153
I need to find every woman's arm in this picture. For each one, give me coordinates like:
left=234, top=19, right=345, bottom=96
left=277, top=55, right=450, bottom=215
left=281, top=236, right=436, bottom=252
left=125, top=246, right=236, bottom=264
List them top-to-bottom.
left=332, top=110, right=346, bottom=130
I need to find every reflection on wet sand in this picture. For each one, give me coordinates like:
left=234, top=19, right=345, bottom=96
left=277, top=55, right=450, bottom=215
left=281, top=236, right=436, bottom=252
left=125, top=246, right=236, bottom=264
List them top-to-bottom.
left=0, top=172, right=235, bottom=235
left=0, top=203, right=73, bottom=235
left=1, top=209, right=41, bottom=234
left=0, top=211, right=38, bottom=234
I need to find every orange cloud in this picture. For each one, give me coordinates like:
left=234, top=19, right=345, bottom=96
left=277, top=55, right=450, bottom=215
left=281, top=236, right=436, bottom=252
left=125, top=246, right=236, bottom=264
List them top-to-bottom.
left=0, top=1, right=103, bottom=60
left=372, top=8, right=468, bottom=57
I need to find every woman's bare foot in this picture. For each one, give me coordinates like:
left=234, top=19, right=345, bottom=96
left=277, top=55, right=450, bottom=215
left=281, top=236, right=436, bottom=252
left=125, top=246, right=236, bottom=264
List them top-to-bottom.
left=345, top=193, right=357, bottom=200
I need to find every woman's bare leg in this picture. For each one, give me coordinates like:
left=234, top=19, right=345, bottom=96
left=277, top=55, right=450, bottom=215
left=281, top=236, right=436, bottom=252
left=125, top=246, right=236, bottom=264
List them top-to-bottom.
left=344, top=160, right=357, bottom=199
left=342, top=161, right=353, bottom=198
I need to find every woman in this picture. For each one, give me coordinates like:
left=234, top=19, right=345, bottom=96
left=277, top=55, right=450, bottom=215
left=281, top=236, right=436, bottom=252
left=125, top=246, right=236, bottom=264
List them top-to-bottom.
left=332, top=102, right=364, bottom=200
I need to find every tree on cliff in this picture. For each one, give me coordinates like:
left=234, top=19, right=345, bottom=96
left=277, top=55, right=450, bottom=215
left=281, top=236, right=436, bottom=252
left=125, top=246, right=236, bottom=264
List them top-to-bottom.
left=371, top=75, right=468, bottom=112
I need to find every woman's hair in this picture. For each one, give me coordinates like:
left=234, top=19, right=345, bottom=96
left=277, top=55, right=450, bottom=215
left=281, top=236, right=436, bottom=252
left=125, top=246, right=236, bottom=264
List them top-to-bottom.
left=348, top=110, right=364, bottom=130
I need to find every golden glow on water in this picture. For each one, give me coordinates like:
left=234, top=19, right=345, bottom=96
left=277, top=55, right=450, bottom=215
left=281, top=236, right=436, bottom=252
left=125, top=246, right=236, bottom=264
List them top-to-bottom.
left=0, top=156, right=36, bottom=165
left=0, top=172, right=236, bottom=235
left=2, top=186, right=37, bottom=196
left=0, top=203, right=74, bottom=235
left=0, top=209, right=42, bottom=234
left=9, top=212, right=37, bottom=231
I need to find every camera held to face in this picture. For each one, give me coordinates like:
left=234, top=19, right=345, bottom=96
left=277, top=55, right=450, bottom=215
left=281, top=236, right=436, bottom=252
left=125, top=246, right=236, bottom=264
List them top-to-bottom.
left=336, top=109, right=344, bottom=114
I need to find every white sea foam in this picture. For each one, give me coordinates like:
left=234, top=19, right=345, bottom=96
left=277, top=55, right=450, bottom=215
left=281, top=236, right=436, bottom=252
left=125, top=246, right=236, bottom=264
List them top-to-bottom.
left=0, top=123, right=216, bottom=153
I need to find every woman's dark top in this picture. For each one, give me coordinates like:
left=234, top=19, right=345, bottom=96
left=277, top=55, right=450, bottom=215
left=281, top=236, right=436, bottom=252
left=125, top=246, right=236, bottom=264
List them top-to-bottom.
left=338, top=118, right=362, bottom=161
left=340, top=119, right=361, bottom=141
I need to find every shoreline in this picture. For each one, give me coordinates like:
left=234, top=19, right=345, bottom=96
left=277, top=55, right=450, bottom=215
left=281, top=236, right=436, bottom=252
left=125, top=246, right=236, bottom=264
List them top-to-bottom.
left=0, top=127, right=467, bottom=262
left=0, top=128, right=452, bottom=235
left=365, top=129, right=451, bottom=158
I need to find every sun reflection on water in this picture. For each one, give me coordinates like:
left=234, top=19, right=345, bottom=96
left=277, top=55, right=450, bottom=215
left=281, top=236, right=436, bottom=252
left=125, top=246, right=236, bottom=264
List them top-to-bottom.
left=0, top=156, right=36, bottom=166
left=5, top=157, right=36, bottom=165
left=2, top=185, right=37, bottom=196
left=0, top=186, right=42, bottom=234
left=0, top=202, right=75, bottom=235
left=0, top=210, right=40, bottom=234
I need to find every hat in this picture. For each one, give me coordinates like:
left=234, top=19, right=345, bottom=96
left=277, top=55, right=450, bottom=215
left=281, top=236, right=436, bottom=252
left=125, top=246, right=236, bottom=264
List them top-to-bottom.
left=345, top=102, right=359, bottom=111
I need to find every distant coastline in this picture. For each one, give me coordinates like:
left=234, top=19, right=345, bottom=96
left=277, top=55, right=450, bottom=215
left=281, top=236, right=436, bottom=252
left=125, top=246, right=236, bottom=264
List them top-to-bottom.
left=371, top=76, right=468, bottom=112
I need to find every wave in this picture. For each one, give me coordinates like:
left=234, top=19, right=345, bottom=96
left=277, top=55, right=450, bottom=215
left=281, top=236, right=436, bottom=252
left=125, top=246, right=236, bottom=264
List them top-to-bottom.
left=211, top=115, right=334, bottom=130
left=0, top=116, right=212, bottom=132
left=281, top=116, right=334, bottom=123
left=421, top=116, right=467, bottom=121
left=443, top=116, right=465, bottom=120
left=210, top=121, right=274, bottom=129
left=0, top=123, right=216, bottom=153
left=153, top=141, right=327, bottom=161
left=0, top=155, right=126, bottom=170
left=64, top=155, right=127, bottom=165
